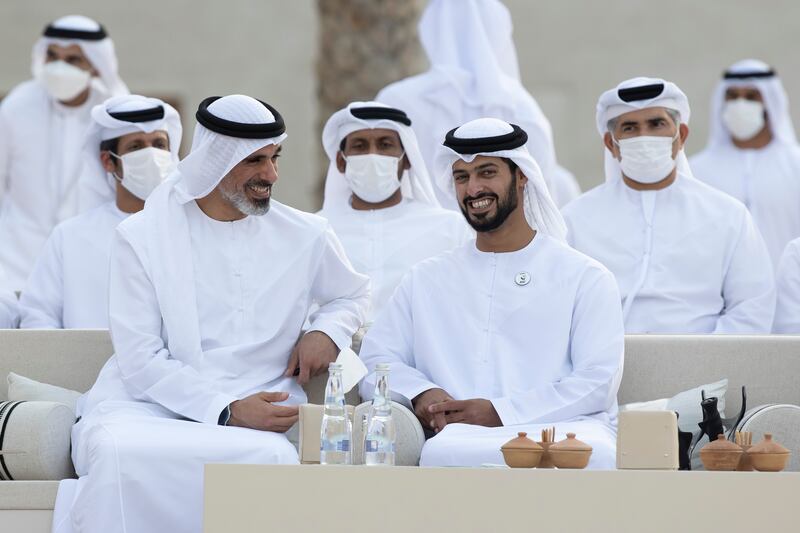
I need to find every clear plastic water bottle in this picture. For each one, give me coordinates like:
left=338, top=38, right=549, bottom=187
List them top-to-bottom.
left=320, top=362, right=351, bottom=465
left=364, top=363, right=395, bottom=466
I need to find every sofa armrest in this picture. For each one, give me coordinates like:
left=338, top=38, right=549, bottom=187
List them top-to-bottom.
left=0, top=401, right=75, bottom=480
left=352, top=401, right=424, bottom=466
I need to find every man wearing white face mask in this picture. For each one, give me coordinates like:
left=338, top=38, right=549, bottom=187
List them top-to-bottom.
left=0, top=15, right=128, bottom=291
left=691, top=60, right=800, bottom=271
left=562, top=77, right=775, bottom=334
left=19, top=95, right=180, bottom=329
left=319, top=102, right=472, bottom=321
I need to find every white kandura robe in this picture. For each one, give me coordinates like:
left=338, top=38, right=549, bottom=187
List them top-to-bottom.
left=0, top=81, right=110, bottom=289
left=691, top=143, right=800, bottom=270
left=562, top=176, right=775, bottom=334
left=320, top=198, right=472, bottom=321
left=61, top=201, right=370, bottom=533
left=19, top=202, right=128, bottom=328
left=358, top=234, right=624, bottom=469
left=773, top=237, right=800, bottom=333
left=0, top=265, right=18, bottom=328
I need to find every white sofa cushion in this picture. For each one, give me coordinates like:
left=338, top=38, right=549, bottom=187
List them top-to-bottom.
left=7, top=373, right=81, bottom=416
left=620, top=378, right=728, bottom=432
left=666, top=378, right=728, bottom=433
left=0, top=401, right=75, bottom=481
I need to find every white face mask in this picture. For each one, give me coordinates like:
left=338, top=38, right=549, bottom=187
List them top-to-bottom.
left=39, top=60, right=92, bottom=102
left=722, top=98, right=766, bottom=141
left=614, top=130, right=679, bottom=184
left=111, top=147, right=176, bottom=200
left=343, top=153, right=403, bottom=203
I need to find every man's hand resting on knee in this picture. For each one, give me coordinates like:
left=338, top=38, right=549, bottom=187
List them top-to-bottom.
left=412, top=388, right=453, bottom=433
left=228, top=392, right=299, bottom=432
left=428, top=399, right=502, bottom=428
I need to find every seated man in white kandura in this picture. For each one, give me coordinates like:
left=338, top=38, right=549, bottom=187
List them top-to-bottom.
left=562, top=78, right=774, bottom=334
left=20, top=94, right=182, bottom=328
left=54, top=95, right=370, bottom=533
left=318, top=101, right=472, bottom=322
left=358, top=118, right=624, bottom=469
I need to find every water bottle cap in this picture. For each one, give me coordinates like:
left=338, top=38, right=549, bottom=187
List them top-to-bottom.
left=375, top=363, right=390, bottom=372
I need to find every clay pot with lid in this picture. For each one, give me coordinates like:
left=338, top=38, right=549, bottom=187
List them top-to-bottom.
left=501, top=432, right=543, bottom=468
left=548, top=433, right=593, bottom=469
left=747, top=433, right=791, bottom=472
left=699, top=434, right=742, bottom=471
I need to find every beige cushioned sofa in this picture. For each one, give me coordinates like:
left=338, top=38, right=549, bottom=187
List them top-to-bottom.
left=2, top=330, right=800, bottom=531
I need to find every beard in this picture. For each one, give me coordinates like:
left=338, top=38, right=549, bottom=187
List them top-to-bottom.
left=459, top=175, right=519, bottom=232
left=219, top=177, right=271, bottom=216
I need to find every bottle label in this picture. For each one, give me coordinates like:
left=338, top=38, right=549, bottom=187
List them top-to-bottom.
left=321, top=438, right=351, bottom=452
left=365, top=439, right=395, bottom=453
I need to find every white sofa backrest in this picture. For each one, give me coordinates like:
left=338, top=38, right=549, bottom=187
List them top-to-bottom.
left=0, top=329, right=112, bottom=399
left=0, top=329, right=347, bottom=404
left=4, top=330, right=798, bottom=413
left=620, top=335, right=800, bottom=416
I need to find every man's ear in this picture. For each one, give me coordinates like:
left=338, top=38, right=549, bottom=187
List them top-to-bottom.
left=678, top=123, right=689, bottom=146
left=603, top=131, right=615, bottom=152
left=603, top=132, right=620, bottom=159
left=100, top=151, right=117, bottom=173
left=336, top=151, right=346, bottom=173
left=402, top=154, right=411, bottom=171
left=517, top=169, right=528, bottom=189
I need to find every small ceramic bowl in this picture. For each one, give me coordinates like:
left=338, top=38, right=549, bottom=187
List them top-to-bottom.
left=501, top=432, right=543, bottom=468
left=548, top=433, right=592, bottom=469
left=748, top=433, right=791, bottom=472
left=699, top=435, right=742, bottom=471
left=501, top=448, right=543, bottom=468
left=549, top=449, right=592, bottom=469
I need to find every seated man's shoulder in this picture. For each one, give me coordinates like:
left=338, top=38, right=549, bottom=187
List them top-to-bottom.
left=377, top=74, right=430, bottom=102
left=0, top=80, right=44, bottom=113
left=688, top=147, right=713, bottom=167
left=683, top=177, right=749, bottom=217
left=561, top=182, right=613, bottom=219
left=402, top=200, right=466, bottom=225
left=269, top=201, right=330, bottom=236
left=62, top=203, right=119, bottom=230
left=42, top=205, right=111, bottom=247
left=114, top=210, right=148, bottom=243
left=541, top=235, right=614, bottom=280
left=405, top=240, right=471, bottom=279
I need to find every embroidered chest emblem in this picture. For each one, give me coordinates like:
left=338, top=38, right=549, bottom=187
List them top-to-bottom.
left=514, top=272, right=531, bottom=286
